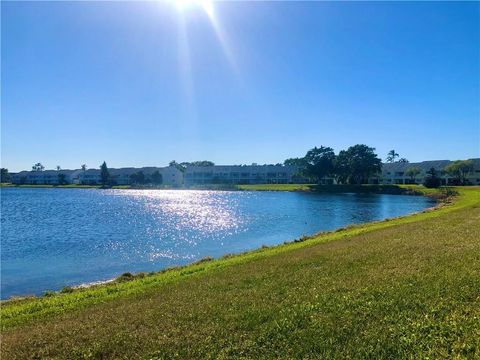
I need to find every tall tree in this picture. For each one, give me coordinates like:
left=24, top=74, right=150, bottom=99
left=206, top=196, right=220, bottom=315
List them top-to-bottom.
left=335, top=145, right=382, bottom=184
left=303, top=146, right=336, bottom=183
left=386, top=150, right=399, bottom=163
left=283, top=157, right=307, bottom=167
left=283, top=157, right=309, bottom=182
left=169, top=160, right=186, bottom=172
left=444, top=160, right=474, bottom=185
left=100, top=161, right=110, bottom=187
left=32, top=162, right=45, bottom=171
left=81, top=164, right=87, bottom=171
left=56, top=165, right=61, bottom=171
left=405, top=166, right=421, bottom=183
left=423, top=167, right=441, bottom=188
left=0, top=168, right=11, bottom=183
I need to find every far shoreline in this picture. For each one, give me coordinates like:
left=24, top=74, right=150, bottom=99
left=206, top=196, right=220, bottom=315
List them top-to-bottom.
left=0, top=182, right=453, bottom=195
left=1, top=184, right=444, bottom=302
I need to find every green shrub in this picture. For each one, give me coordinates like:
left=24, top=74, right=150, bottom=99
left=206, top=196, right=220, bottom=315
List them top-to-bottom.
left=423, top=167, right=442, bottom=188
left=193, top=256, right=214, bottom=265
left=116, top=272, right=135, bottom=282
left=60, top=287, right=74, bottom=294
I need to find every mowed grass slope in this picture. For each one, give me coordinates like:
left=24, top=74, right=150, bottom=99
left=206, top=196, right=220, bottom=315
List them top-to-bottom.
left=1, top=188, right=479, bottom=359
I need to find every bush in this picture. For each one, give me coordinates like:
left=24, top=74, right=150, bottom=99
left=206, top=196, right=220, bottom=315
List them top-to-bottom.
left=423, top=177, right=441, bottom=188
left=193, top=256, right=214, bottom=265
left=116, top=272, right=135, bottom=282
left=60, top=286, right=74, bottom=294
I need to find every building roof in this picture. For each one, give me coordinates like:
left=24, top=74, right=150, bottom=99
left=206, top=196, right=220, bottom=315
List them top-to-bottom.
left=382, top=158, right=480, bottom=172
left=185, top=165, right=298, bottom=172
left=13, top=169, right=76, bottom=176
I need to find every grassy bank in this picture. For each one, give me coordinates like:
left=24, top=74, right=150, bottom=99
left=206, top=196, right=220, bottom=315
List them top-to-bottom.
left=1, top=182, right=441, bottom=194
left=237, top=183, right=440, bottom=195
left=1, top=187, right=479, bottom=359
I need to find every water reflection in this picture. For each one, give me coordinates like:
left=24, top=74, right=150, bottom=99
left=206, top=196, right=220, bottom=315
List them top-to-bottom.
left=1, top=188, right=433, bottom=298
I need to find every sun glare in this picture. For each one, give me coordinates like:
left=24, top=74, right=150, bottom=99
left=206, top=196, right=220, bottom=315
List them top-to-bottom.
left=167, top=0, right=241, bottom=113
left=172, top=0, right=214, bottom=16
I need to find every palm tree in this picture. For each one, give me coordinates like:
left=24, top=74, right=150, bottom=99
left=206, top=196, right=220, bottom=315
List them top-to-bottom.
left=386, top=150, right=399, bottom=163
left=32, top=162, right=45, bottom=171
left=81, top=164, right=87, bottom=171
left=405, top=166, right=421, bottom=183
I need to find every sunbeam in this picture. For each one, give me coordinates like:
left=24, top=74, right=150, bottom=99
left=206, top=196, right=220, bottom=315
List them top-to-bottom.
left=169, top=0, right=241, bottom=81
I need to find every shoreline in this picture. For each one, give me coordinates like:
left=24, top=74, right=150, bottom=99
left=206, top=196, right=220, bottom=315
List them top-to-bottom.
left=1, top=182, right=455, bottom=195
left=0, top=184, right=448, bottom=304
left=0, top=185, right=440, bottom=302
left=1, top=186, right=453, bottom=307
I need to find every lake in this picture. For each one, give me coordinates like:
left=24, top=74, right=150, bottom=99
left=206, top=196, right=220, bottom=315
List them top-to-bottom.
left=0, top=188, right=434, bottom=299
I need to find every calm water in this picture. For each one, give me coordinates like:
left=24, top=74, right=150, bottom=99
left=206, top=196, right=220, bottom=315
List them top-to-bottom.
left=1, top=188, right=433, bottom=299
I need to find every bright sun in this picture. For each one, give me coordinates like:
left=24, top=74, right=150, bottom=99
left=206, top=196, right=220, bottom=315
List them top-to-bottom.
left=171, top=0, right=214, bottom=17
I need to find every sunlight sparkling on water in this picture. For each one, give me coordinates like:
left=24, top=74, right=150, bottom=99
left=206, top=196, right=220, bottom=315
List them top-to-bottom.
left=1, top=188, right=434, bottom=298
left=106, top=190, right=244, bottom=259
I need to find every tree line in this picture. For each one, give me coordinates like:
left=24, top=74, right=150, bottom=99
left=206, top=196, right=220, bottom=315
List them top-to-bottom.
left=284, top=144, right=383, bottom=185
left=284, top=146, right=476, bottom=187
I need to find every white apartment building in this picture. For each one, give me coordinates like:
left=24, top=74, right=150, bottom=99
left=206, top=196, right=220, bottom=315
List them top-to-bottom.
left=372, top=159, right=480, bottom=185
left=183, top=165, right=300, bottom=186
left=12, top=166, right=183, bottom=187
left=71, top=166, right=183, bottom=186
left=11, top=170, right=76, bottom=185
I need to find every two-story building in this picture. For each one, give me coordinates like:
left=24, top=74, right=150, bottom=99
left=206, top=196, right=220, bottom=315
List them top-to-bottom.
left=372, top=159, right=480, bottom=185
left=183, top=165, right=299, bottom=186
left=12, top=166, right=184, bottom=187
left=11, top=170, right=76, bottom=185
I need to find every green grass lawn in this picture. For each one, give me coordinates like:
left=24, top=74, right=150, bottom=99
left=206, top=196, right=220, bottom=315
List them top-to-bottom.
left=237, top=183, right=316, bottom=191
left=237, top=183, right=433, bottom=195
left=1, top=187, right=479, bottom=359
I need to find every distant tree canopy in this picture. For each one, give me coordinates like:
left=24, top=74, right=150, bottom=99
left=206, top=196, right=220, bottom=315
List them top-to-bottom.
left=283, top=144, right=382, bottom=185
left=335, top=145, right=382, bottom=184
left=303, top=146, right=336, bottom=183
left=283, top=158, right=307, bottom=167
left=398, top=158, right=409, bottom=163
left=168, top=160, right=215, bottom=172
left=169, top=160, right=186, bottom=172
left=444, top=160, right=474, bottom=185
left=100, top=161, right=110, bottom=186
left=180, top=161, right=215, bottom=167
left=32, top=163, right=45, bottom=171
left=81, top=164, right=87, bottom=171
left=56, top=165, right=61, bottom=171
left=405, top=166, right=422, bottom=182
left=0, top=168, right=11, bottom=183
left=128, top=170, right=163, bottom=186
left=129, top=171, right=146, bottom=185
left=151, top=171, right=163, bottom=185
left=57, top=173, right=67, bottom=185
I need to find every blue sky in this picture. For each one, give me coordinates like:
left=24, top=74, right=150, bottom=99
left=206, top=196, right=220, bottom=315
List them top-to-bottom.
left=2, top=1, right=479, bottom=172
